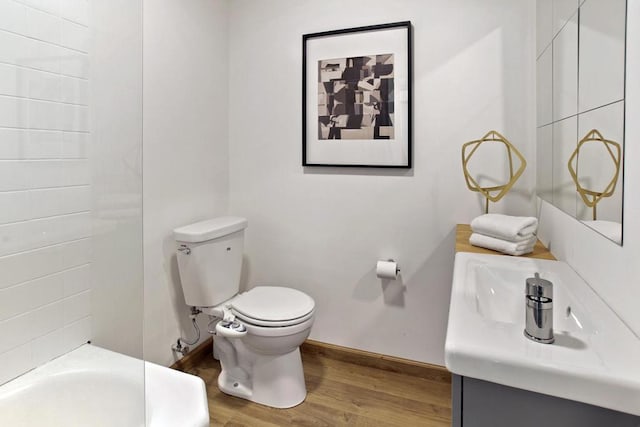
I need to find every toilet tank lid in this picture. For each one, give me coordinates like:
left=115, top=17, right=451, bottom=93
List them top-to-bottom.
left=173, top=217, right=248, bottom=243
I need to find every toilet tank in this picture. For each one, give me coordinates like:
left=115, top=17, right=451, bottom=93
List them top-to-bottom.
left=173, top=217, right=248, bottom=308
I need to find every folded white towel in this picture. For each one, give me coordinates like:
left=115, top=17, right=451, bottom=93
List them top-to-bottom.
left=471, top=214, right=538, bottom=242
left=469, top=233, right=537, bottom=256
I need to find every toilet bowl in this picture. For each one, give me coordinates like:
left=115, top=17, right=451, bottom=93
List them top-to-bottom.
left=173, top=217, right=315, bottom=408
left=207, top=286, right=315, bottom=408
left=223, top=288, right=315, bottom=354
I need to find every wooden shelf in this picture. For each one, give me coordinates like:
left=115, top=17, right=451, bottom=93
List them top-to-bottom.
left=456, top=224, right=556, bottom=260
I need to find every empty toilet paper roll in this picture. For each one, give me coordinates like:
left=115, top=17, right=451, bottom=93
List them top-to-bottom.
left=376, top=260, right=399, bottom=280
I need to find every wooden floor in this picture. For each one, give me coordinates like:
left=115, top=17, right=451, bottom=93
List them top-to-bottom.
left=182, top=347, right=452, bottom=427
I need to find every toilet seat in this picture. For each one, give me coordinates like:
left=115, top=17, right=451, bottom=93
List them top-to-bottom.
left=230, top=286, right=315, bottom=328
left=234, top=309, right=315, bottom=327
left=240, top=315, right=315, bottom=338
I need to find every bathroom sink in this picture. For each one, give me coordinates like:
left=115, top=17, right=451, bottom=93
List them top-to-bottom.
left=445, top=252, right=640, bottom=416
left=468, top=259, right=594, bottom=335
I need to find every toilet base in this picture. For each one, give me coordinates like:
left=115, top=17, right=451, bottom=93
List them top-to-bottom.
left=217, top=347, right=307, bottom=409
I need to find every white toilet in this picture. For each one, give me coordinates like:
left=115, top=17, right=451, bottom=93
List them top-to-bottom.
left=173, top=216, right=315, bottom=408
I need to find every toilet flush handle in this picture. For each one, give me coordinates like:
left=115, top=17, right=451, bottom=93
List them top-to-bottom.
left=177, top=244, right=191, bottom=255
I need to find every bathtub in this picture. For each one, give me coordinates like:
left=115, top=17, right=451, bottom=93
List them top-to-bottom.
left=0, top=344, right=209, bottom=427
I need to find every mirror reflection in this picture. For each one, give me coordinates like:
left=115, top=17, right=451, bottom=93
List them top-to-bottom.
left=536, top=0, right=626, bottom=244
left=569, top=128, right=623, bottom=243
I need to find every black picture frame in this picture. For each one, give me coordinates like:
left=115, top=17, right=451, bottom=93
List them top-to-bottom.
left=302, top=21, right=413, bottom=168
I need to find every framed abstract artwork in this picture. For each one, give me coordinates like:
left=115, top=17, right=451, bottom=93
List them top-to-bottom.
left=302, top=21, right=412, bottom=168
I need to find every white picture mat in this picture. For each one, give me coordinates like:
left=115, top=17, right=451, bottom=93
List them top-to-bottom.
left=305, top=26, right=409, bottom=166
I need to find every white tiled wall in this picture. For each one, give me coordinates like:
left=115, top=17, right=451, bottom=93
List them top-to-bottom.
left=0, top=0, right=91, bottom=385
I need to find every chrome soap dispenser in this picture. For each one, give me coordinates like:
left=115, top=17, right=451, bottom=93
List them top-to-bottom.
left=524, top=273, right=554, bottom=344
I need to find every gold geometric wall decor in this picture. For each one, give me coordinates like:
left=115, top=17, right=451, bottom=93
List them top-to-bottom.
left=567, top=129, right=621, bottom=220
left=461, top=130, right=527, bottom=213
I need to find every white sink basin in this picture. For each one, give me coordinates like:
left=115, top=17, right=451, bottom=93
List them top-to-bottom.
left=445, top=252, right=640, bottom=416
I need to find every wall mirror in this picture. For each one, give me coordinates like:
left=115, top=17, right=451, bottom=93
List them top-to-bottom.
left=536, top=0, right=626, bottom=244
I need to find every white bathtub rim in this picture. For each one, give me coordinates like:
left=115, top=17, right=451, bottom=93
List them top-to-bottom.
left=0, top=344, right=209, bottom=427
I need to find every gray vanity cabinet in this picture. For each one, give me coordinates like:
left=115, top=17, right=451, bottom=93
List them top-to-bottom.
left=452, top=375, right=640, bottom=427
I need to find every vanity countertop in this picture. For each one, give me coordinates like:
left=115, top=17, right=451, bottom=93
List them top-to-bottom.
left=455, top=224, right=556, bottom=260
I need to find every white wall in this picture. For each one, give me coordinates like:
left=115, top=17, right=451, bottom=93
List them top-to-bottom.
left=0, top=0, right=93, bottom=384
left=143, top=0, right=230, bottom=366
left=228, top=0, right=536, bottom=364
left=537, top=0, right=640, bottom=338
